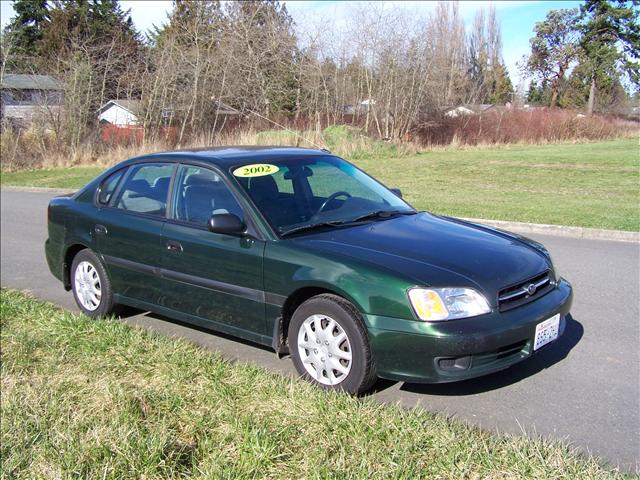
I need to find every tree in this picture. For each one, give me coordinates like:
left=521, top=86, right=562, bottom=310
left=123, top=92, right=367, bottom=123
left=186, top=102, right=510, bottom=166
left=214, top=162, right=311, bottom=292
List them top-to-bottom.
left=1, top=0, right=49, bottom=72
left=579, top=0, right=640, bottom=115
left=468, top=6, right=512, bottom=104
left=526, top=8, right=581, bottom=107
left=489, top=63, right=514, bottom=104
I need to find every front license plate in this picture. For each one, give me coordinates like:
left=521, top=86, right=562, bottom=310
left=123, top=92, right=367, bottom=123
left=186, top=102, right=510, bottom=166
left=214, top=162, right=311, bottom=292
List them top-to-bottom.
left=534, top=314, right=560, bottom=351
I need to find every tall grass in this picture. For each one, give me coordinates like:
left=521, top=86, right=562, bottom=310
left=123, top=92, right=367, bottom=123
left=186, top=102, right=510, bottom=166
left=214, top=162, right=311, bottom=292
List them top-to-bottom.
left=1, top=110, right=637, bottom=171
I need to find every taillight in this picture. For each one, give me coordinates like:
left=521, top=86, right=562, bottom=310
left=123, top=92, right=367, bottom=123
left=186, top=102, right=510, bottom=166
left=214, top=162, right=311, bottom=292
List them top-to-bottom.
left=47, top=203, right=52, bottom=223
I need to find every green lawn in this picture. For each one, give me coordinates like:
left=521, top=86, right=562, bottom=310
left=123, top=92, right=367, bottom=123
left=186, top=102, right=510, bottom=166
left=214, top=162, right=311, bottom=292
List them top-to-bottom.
left=1, top=138, right=638, bottom=230
left=0, top=289, right=623, bottom=479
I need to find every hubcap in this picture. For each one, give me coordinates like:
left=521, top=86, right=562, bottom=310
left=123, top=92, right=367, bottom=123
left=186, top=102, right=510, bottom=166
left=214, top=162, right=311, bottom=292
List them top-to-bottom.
left=74, top=261, right=101, bottom=311
left=297, top=314, right=352, bottom=385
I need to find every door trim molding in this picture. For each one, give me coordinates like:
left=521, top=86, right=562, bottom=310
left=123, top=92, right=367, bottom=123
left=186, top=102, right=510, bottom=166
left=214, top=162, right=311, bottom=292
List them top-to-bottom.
left=103, top=254, right=285, bottom=307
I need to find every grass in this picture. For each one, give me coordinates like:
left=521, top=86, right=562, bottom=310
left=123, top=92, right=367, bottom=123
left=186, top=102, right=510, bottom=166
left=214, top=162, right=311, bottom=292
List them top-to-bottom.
left=1, top=137, right=638, bottom=231
left=0, top=289, right=626, bottom=479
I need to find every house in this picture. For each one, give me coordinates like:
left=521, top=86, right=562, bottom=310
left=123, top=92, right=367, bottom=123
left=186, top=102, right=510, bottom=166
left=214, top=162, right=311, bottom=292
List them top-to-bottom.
left=0, top=74, right=63, bottom=127
left=97, top=99, right=141, bottom=126
left=443, top=104, right=498, bottom=118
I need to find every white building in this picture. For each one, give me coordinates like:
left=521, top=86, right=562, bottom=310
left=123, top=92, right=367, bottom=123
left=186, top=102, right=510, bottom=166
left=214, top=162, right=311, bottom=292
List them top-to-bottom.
left=97, top=99, right=140, bottom=126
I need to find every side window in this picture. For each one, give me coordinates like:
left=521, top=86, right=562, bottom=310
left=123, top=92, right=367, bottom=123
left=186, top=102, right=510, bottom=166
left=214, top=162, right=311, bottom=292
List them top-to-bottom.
left=115, top=163, right=174, bottom=216
left=173, top=165, right=244, bottom=226
left=97, top=169, right=125, bottom=206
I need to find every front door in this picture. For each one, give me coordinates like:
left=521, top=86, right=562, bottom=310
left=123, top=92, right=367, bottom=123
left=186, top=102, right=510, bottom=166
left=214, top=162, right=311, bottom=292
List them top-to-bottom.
left=95, top=162, right=174, bottom=305
left=161, top=164, right=266, bottom=336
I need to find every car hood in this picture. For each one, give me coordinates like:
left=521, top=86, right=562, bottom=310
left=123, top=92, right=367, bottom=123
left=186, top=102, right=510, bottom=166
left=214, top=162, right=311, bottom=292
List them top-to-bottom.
left=289, top=213, right=550, bottom=302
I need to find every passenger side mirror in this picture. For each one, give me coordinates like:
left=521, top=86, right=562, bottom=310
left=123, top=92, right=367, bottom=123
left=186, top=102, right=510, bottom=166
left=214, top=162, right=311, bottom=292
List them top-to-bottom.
left=390, top=188, right=403, bottom=198
left=208, top=213, right=246, bottom=236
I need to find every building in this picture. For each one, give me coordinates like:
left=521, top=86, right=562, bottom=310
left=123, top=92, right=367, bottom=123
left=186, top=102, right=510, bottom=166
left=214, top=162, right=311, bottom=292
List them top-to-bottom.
left=0, top=74, right=63, bottom=127
left=97, top=99, right=141, bottom=126
left=443, top=104, right=499, bottom=118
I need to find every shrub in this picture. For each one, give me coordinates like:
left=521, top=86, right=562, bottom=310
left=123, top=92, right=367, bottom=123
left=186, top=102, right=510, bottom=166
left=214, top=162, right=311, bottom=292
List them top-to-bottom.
left=413, top=108, right=635, bottom=146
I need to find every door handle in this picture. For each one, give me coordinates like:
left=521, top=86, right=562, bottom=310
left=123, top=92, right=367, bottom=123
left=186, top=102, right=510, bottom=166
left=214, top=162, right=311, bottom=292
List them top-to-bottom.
left=94, top=224, right=108, bottom=236
left=166, top=240, right=183, bottom=253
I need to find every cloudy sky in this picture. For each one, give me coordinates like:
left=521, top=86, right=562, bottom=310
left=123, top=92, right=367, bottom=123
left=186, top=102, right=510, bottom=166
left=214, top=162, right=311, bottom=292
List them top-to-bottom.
left=0, top=0, right=583, bottom=85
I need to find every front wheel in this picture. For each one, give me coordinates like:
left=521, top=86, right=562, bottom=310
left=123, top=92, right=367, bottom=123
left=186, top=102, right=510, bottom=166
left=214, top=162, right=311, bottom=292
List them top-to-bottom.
left=71, top=249, right=118, bottom=318
left=288, top=294, right=377, bottom=395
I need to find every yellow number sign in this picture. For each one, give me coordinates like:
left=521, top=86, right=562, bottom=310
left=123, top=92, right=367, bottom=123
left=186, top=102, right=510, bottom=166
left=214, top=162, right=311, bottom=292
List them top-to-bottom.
left=232, top=164, right=279, bottom=178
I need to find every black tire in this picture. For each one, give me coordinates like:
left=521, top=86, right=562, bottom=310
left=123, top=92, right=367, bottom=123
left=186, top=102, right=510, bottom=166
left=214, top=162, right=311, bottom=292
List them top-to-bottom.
left=70, top=248, right=118, bottom=318
left=288, top=293, right=377, bottom=395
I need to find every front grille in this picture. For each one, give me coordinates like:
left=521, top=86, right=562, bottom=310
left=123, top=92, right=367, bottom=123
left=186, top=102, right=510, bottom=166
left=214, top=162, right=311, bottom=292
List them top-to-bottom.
left=498, top=270, right=553, bottom=312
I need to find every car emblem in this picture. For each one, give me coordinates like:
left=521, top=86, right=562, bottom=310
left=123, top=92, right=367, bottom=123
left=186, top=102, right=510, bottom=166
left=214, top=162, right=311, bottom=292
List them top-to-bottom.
left=525, top=283, right=537, bottom=295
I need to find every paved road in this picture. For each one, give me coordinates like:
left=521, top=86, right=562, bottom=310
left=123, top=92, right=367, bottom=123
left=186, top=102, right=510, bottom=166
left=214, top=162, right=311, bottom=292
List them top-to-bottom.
left=2, top=190, right=639, bottom=472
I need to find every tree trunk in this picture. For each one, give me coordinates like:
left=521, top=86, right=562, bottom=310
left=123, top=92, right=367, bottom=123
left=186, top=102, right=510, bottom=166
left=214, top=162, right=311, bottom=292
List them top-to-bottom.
left=587, top=76, right=596, bottom=116
left=549, top=88, right=559, bottom=108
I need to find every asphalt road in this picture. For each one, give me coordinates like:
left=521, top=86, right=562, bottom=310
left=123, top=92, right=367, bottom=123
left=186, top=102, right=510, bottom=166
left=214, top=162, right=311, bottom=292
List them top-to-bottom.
left=1, top=189, right=639, bottom=473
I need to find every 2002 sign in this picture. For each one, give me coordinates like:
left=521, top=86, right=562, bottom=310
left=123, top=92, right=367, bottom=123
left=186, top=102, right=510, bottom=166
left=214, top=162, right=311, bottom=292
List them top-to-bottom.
left=232, top=163, right=279, bottom=178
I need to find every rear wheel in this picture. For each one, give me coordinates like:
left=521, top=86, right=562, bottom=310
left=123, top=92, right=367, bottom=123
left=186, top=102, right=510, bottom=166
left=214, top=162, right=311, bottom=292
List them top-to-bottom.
left=71, top=249, right=118, bottom=318
left=289, top=294, right=376, bottom=395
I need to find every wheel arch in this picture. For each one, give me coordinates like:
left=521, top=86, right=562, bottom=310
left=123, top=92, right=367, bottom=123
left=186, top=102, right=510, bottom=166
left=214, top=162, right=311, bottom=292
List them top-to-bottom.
left=62, top=243, right=90, bottom=290
left=273, top=285, right=366, bottom=355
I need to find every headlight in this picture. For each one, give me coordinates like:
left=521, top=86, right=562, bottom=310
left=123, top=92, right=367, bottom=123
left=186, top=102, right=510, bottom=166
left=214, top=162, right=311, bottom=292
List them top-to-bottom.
left=408, top=287, right=491, bottom=321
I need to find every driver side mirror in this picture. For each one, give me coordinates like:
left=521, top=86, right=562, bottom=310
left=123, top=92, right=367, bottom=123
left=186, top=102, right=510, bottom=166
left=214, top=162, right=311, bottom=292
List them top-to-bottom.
left=390, top=188, right=403, bottom=198
left=208, top=213, right=246, bottom=236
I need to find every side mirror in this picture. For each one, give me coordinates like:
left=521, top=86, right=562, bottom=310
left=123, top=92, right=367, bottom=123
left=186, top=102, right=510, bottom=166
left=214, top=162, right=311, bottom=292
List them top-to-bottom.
left=390, top=188, right=403, bottom=198
left=208, top=213, right=246, bottom=236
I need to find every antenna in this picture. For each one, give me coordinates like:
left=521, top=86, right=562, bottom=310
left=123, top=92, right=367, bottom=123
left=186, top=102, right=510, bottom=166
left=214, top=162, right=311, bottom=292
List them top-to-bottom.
left=237, top=107, right=329, bottom=151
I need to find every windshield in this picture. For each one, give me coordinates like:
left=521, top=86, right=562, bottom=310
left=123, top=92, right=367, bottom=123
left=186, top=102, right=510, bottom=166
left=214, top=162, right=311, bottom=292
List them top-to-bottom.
left=231, top=156, right=415, bottom=235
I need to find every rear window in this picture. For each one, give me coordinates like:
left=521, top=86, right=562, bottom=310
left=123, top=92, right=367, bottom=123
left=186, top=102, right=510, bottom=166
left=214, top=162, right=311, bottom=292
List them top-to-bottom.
left=114, top=164, right=174, bottom=216
left=97, top=169, right=125, bottom=206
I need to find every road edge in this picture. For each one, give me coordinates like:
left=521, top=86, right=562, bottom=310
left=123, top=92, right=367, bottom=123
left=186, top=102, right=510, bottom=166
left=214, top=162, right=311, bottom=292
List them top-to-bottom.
left=1, top=185, right=77, bottom=194
left=2, top=186, right=638, bottom=243
left=461, top=217, right=639, bottom=243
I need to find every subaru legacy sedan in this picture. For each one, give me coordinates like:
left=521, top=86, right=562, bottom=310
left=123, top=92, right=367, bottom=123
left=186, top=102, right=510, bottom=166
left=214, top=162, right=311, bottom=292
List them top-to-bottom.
left=45, top=147, right=573, bottom=394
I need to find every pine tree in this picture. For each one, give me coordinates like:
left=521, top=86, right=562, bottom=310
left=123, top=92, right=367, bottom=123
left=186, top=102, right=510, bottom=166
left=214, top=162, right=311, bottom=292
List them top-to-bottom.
left=579, top=0, right=639, bottom=114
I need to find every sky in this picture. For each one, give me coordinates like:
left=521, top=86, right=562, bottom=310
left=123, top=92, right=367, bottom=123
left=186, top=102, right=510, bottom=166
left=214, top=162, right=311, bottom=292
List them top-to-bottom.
left=0, top=0, right=584, bottom=85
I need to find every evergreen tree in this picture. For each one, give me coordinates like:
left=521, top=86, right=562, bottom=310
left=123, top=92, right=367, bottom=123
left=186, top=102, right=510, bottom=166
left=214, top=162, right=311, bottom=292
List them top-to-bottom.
left=2, top=0, right=49, bottom=72
left=578, top=0, right=639, bottom=114
left=489, top=63, right=514, bottom=104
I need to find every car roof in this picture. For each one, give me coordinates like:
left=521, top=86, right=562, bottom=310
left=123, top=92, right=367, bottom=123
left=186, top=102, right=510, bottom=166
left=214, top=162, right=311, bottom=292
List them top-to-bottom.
left=129, top=146, right=331, bottom=169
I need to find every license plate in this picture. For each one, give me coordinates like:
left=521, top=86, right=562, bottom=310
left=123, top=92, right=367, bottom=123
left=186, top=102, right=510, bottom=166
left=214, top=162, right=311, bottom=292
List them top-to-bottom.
left=534, top=314, right=560, bottom=351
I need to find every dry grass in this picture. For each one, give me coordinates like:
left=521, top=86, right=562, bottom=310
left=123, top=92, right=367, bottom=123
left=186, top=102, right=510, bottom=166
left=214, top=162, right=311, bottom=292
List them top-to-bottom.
left=2, top=111, right=636, bottom=172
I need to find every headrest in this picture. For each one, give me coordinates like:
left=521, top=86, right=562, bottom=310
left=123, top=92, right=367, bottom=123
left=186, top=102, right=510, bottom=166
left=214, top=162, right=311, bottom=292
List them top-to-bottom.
left=185, top=173, right=219, bottom=187
left=249, top=175, right=279, bottom=201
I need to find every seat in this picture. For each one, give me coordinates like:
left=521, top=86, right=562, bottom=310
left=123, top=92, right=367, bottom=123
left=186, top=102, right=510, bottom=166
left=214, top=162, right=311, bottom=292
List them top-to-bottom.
left=249, top=176, right=301, bottom=228
left=183, top=184, right=216, bottom=224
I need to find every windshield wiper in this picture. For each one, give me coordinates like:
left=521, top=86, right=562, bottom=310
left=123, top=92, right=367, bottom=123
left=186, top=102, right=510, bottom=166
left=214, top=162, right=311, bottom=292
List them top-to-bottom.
left=346, top=209, right=418, bottom=223
left=279, top=210, right=419, bottom=238
left=279, top=221, right=347, bottom=238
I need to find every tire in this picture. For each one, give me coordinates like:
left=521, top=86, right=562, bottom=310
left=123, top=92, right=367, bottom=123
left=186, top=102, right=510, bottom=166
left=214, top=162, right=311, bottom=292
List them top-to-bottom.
left=70, top=249, right=118, bottom=318
left=288, top=294, right=377, bottom=395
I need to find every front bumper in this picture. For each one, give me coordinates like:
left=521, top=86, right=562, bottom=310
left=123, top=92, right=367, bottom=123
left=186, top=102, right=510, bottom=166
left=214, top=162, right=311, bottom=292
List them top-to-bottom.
left=365, top=279, right=573, bottom=383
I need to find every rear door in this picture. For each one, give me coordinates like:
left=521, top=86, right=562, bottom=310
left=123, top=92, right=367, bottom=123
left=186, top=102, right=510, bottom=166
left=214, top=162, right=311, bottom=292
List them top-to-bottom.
left=95, top=162, right=175, bottom=305
left=160, top=164, right=266, bottom=336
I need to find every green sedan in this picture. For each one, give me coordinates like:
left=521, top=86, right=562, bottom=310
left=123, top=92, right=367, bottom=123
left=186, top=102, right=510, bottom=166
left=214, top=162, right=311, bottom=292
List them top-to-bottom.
left=45, top=147, right=573, bottom=394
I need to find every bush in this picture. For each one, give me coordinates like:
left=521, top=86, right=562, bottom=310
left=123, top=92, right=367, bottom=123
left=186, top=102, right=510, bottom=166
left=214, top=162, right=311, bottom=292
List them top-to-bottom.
left=413, top=109, right=635, bottom=146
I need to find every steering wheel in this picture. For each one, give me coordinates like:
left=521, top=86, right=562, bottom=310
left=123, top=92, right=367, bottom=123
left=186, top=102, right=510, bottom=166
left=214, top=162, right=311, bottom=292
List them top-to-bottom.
left=315, top=191, right=352, bottom=216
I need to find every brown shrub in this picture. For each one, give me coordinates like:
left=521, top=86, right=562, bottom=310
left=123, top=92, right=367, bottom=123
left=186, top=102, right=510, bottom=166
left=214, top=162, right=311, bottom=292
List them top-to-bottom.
left=413, top=108, right=636, bottom=146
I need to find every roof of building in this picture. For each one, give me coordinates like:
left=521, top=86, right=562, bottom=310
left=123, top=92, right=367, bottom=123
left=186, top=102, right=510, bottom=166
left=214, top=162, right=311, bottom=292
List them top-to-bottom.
left=1, top=74, right=62, bottom=90
left=98, top=99, right=141, bottom=114
left=132, top=146, right=331, bottom=169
